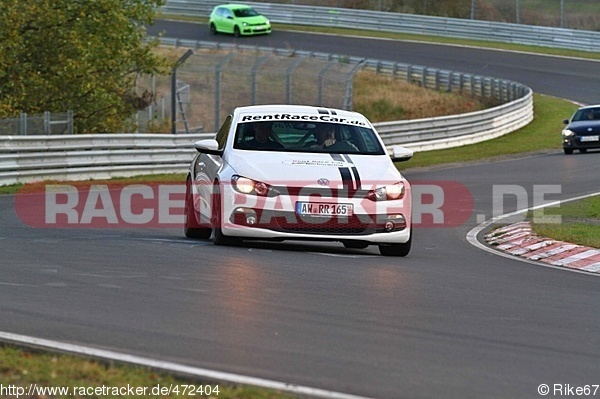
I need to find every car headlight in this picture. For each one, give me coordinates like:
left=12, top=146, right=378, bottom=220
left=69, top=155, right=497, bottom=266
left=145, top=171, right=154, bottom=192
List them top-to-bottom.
left=265, top=20, right=270, bottom=26
left=242, top=22, right=249, bottom=26
left=562, top=129, right=574, bottom=137
left=232, top=175, right=271, bottom=197
left=367, top=182, right=405, bottom=201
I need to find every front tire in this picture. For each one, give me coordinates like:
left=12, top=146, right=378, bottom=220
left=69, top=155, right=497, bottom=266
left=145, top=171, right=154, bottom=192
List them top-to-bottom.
left=210, top=23, right=218, bottom=35
left=233, top=26, right=241, bottom=37
left=564, top=148, right=573, bottom=155
left=184, top=176, right=212, bottom=239
left=211, top=183, right=239, bottom=246
left=378, top=233, right=412, bottom=257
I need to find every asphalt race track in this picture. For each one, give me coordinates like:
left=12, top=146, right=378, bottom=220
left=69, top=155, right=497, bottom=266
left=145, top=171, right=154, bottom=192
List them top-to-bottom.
left=1, top=21, right=600, bottom=399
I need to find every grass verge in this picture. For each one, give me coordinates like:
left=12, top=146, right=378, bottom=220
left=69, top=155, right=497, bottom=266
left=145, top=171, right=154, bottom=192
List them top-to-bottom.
left=530, top=195, right=600, bottom=248
left=0, top=344, right=299, bottom=399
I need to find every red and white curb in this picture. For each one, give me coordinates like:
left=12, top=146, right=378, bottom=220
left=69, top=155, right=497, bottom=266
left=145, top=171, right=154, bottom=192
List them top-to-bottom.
left=484, top=221, right=600, bottom=274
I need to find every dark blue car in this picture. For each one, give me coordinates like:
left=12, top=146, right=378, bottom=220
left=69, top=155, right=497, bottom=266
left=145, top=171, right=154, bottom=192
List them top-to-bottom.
left=562, top=105, right=600, bottom=154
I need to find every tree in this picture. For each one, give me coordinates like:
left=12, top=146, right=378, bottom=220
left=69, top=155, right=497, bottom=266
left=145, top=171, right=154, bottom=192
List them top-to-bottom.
left=0, top=0, right=169, bottom=133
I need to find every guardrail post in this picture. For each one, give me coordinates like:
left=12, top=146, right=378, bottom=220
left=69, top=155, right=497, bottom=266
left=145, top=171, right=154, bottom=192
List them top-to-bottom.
left=171, top=49, right=193, bottom=134
left=215, top=52, right=236, bottom=131
left=251, top=56, right=270, bottom=105
left=286, top=57, right=305, bottom=104
left=317, top=60, right=336, bottom=107
left=343, top=61, right=365, bottom=111
left=67, top=110, right=74, bottom=135
left=44, top=111, right=50, bottom=134
left=19, top=112, right=27, bottom=135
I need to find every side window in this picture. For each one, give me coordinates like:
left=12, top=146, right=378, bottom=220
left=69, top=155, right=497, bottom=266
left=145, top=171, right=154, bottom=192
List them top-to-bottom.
left=215, top=115, right=232, bottom=150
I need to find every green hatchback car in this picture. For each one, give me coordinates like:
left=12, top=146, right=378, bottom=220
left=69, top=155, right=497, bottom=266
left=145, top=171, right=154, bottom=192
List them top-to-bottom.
left=209, top=4, right=271, bottom=37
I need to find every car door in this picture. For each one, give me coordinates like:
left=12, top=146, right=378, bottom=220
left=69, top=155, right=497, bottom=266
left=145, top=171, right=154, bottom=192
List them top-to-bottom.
left=219, top=8, right=235, bottom=34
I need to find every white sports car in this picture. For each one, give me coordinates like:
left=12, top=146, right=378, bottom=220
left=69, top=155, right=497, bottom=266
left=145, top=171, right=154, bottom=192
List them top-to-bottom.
left=184, top=105, right=414, bottom=256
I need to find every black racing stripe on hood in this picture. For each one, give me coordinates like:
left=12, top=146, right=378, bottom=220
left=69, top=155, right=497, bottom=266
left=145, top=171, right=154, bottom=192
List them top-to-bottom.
left=330, top=153, right=359, bottom=191
left=343, top=155, right=361, bottom=190
left=350, top=166, right=361, bottom=190
left=339, top=168, right=353, bottom=190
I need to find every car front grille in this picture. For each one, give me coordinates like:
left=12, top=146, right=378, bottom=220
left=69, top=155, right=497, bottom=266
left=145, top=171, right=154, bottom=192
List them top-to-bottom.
left=266, top=211, right=382, bottom=235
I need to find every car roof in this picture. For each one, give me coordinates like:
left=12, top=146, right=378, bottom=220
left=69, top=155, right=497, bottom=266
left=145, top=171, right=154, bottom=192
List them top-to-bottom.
left=216, top=4, right=253, bottom=10
left=233, top=104, right=367, bottom=119
left=579, top=104, right=600, bottom=110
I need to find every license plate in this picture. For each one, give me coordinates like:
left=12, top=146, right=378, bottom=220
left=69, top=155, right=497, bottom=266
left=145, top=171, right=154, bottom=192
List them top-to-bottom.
left=580, top=135, right=599, bottom=142
left=296, top=202, right=353, bottom=216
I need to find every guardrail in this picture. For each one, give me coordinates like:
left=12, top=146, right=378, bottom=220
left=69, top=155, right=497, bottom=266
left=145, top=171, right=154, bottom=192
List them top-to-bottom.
left=159, top=0, right=600, bottom=53
left=377, top=90, right=533, bottom=152
left=0, top=134, right=211, bottom=185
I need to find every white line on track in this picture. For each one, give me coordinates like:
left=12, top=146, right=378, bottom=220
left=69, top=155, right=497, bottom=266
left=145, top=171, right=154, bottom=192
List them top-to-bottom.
left=466, top=191, right=600, bottom=277
left=0, top=331, right=374, bottom=399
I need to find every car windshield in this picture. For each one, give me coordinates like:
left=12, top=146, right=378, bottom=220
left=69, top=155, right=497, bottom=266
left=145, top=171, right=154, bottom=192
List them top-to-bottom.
left=233, top=7, right=259, bottom=17
left=573, top=108, right=600, bottom=122
left=233, top=121, right=386, bottom=155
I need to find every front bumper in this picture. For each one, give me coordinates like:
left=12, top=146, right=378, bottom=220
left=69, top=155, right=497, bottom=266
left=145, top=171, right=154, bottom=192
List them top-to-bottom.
left=242, top=25, right=271, bottom=35
left=563, top=135, right=600, bottom=150
left=219, top=183, right=412, bottom=244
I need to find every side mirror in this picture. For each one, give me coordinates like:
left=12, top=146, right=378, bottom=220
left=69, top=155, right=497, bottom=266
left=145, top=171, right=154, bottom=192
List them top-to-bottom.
left=563, top=119, right=570, bottom=125
left=194, top=139, right=223, bottom=156
left=389, top=146, right=413, bottom=162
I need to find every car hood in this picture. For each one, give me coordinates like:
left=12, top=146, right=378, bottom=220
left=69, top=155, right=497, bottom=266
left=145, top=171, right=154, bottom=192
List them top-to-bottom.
left=237, top=15, right=268, bottom=24
left=567, top=120, right=600, bottom=134
left=227, top=151, right=404, bottom=188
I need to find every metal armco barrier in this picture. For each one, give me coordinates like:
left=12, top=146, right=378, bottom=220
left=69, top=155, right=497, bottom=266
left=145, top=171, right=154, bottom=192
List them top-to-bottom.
left=0, top=134, right=210, bottom=185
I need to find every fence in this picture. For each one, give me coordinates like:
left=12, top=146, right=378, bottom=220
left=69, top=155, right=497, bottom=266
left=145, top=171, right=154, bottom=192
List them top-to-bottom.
left=159, top=0, right=600, bottom=52
left=136, top=39, right=530, bottom=135
left=166, top=48, right=364, bottom=133
left=0, top=111, right=74, bottom=136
